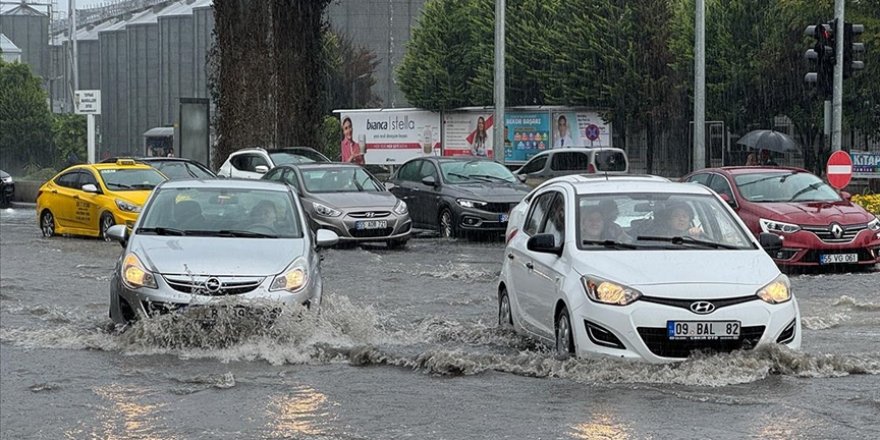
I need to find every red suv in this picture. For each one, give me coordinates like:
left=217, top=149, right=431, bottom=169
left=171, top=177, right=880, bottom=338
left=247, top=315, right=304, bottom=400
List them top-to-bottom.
left=682, top=167, right=880, bottom=267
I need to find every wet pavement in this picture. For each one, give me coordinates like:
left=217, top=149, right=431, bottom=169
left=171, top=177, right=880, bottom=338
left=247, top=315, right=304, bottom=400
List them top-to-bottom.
left=2, top=206, right=879, bottom=439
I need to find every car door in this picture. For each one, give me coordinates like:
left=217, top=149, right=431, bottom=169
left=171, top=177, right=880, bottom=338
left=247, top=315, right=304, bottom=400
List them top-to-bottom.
left=229, top=153, right=269, bottom=179
left=517, top=154, right=549, bottom=187
left=388, top=161, right=420, bottom=223
left=414, top=161, right=442, bottom=227
left=77, top=169, right=104, bottom=230
left=50, top=170, right=84, bottom=229
left=508, top=190, right=556, bottom=335
left=525, top=192, right=569, bottom=337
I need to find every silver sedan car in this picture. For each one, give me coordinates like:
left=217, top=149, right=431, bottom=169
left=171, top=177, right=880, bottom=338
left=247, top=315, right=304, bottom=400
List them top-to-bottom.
left=263, top=163, right=412, bottom=248
left=107, top=179, right=338, bottom=325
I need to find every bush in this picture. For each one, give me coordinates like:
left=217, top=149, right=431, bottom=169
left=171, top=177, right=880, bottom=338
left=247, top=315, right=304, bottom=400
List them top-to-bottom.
left=318, top=115, right=342, bottom=161
left=21, top=164, right=59, bottom=182
left=851, top=194, right=880, bottom=216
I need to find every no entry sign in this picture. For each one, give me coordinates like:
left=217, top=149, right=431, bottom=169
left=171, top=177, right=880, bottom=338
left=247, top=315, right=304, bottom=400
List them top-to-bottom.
left=826, top=151, right=853, bottom=189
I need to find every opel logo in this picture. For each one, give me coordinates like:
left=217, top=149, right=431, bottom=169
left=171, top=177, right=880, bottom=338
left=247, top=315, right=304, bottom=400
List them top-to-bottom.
left=364, top=212, right=375, bottom=218
left=831, top=223, right=844, bottom=239
left=203, top=277, right=222, bottom=293
left=690, top=301, right=716, bottom=314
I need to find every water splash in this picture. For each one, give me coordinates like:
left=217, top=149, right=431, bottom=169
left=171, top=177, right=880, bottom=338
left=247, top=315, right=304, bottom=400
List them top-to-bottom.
left=833, top=295, right=880, bottom=311
left=802, top=313, right=850, bottom=330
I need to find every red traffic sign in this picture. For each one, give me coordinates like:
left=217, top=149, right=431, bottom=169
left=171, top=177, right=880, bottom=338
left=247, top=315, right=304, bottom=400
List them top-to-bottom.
left=826, top=151, right=853, bottom=189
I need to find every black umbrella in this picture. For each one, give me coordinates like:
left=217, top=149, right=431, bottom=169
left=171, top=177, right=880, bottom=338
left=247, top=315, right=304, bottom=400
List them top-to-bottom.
left=736, top=130, right=800, bottom=153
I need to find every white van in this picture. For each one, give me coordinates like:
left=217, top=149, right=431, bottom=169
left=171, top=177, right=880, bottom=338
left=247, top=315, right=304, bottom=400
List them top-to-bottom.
left=514, top=147, right=629, bottom=187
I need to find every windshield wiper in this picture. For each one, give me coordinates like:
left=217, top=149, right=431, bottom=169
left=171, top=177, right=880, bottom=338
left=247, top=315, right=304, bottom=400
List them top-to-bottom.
left=447, top=172, right=473, bottom=180
left=736, top=173, right=794, bottom=188
left=469, top=174, right=510, bottom=182
left=787, top=182, right=824, bottom=202
left=108, top=183, right=133, bottom=189
left=129, top=183, right=157, bottom=189
left=137, top=226, right=186, bottom=236
left=215, top=229, right=278, bottom=238
left=636, top=235, right=741, bottom=250
left=582, top=239, right=639, bottom=249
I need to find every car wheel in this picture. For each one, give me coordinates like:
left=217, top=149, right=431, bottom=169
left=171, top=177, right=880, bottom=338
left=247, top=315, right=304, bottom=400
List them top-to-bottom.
left=439, top=209, right=457, bottom=239
left=40, top=210, right=56, bottom=237
left=100, top=212, right=116, bottom=241
left=387, top=238, right=408, bottom=249
left=498, top=288, right=513, bottom=328
left=555, top=306, right=575, bottom=360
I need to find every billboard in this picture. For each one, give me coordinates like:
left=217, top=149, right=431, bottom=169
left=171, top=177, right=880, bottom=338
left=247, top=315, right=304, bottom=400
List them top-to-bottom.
left=339, top=110, right=441, bottom=165
left=550, top=111, right=612, bottom=148
left=442, top=112, right=495, bottom=158
left=504, top=112, right=551, bottom=162
left=852, top=151, right=880, bottom=179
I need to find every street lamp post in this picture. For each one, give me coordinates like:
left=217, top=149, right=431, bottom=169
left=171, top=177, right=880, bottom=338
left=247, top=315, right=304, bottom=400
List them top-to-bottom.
left=493, top=0, right=505, bottom=162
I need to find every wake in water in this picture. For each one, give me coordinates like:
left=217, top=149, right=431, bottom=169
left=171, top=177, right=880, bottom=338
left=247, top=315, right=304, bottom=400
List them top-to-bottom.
left=2, top=294, right=879, bottom=387
left=833, top=295, right=880, bottom=311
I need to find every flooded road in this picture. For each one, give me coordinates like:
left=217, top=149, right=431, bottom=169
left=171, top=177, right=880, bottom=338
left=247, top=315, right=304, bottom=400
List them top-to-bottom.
left=2, top=206, right=879, bottom=439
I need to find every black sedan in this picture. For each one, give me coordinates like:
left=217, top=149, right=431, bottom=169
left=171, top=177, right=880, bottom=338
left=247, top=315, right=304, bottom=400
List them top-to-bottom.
left=102, top=157, right=216, bottom=180
left=386, top=157, right=530, bottom=238
left=0, top=170, right=14, bottom=208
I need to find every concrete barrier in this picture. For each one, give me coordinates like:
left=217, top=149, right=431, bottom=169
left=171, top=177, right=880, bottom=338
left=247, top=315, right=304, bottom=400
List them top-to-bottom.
left=11, top=180, right=45, bottom=204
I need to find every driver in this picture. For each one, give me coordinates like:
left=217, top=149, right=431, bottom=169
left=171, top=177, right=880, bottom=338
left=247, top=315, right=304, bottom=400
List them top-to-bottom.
left=250, top=200, right=278, bottom=228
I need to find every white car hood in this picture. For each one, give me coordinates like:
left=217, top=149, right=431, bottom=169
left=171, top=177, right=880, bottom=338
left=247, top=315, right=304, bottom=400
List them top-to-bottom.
left=132, top=236, right=305, bottom=276
left=572, top=249, right=779, bottom=290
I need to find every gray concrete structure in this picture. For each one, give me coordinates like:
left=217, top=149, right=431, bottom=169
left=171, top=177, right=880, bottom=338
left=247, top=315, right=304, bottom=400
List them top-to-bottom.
left=158, top=0, right=197, bottom=126
left=192, top=0, right=213, bottom=99
left=327, top=0, right=427, bottom=108
left=0, top=3, right=49, bottom=80
left=126, top=5, right=166, bottom=154
left=100, top=13, right=140, bottom=155
left=48, top=32, right=66, bottom=112
left=0, top=33, right=22, bottom=62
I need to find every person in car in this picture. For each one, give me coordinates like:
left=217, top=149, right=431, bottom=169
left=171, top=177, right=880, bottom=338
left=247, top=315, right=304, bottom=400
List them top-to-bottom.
left=250, top=200, right=279, bottom=228
left=653, top=202, right=703, bottom=238
left=546, top=203, right=565, bottom=244
left=580, top=203, right=631, bottom=243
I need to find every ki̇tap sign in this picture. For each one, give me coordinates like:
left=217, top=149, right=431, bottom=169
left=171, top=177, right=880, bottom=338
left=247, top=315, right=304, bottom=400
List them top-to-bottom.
left=74, top=90, right=101, bottom=115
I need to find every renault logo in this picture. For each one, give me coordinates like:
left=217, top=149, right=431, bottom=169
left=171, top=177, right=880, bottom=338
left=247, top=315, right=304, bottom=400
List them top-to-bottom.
left=831, top=223, right=844, bottom=239
left=203, top=277, right=222, bottom=293
left=690, top=301, right=716, bottom=314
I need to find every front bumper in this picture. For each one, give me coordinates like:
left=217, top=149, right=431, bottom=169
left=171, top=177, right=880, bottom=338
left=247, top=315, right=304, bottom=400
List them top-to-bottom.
left=457, top=205, right=516, bottom=232
left=113, top=210, right=140, bottom=229
left=311, top=211, right=412, bottom=242
left=768, top=228, right=880, bottom=266
left=571, top=296, right=801, bottom=363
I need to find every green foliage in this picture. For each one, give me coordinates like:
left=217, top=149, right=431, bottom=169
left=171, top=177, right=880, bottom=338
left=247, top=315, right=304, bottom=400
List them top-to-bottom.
left=0, top=59, right=53, bottom=173
left=52, top=113, right=87, bottom=167
left=318, top=115, right=342, bottom=160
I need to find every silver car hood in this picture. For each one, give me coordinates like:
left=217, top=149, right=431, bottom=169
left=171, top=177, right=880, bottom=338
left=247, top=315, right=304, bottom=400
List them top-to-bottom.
left=308, top=192, right=398, bottom=209
left=132, top=236, right=305, bottom=276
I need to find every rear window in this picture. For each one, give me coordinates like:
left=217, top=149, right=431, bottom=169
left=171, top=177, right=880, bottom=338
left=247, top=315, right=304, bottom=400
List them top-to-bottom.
left=595, top=150, right=627, bottom=172
left=550, top=152, right=590, bottom=171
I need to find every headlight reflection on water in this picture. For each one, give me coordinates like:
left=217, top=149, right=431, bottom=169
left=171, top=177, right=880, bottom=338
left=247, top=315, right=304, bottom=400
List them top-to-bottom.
left=266, top=386, right=334, bottom=437
left=570, top=411, right=631, bottom=440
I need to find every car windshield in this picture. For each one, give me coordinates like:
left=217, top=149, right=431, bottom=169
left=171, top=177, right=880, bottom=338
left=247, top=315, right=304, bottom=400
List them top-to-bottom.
left=270, top=151, right=319, bottom=165
left=440, top=160, right=517, bottom=183
left=152, top=162, right=214, bottom=180
left=300, top=167, right=383, bottom=193
left=99, top=168, right=166, bottom=191
left=734, top=172, right=841, bottom=203
left=138, top=187, right=303, bottom=238
left=577, top=193, right=755, bottom=250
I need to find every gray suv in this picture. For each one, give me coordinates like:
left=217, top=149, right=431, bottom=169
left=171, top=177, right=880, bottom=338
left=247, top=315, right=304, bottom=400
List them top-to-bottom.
left=514, top=148, right=629, bottom=187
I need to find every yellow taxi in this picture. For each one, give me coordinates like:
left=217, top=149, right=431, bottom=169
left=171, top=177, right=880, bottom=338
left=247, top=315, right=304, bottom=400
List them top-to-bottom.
left=36, top=160, right=167, bottom=239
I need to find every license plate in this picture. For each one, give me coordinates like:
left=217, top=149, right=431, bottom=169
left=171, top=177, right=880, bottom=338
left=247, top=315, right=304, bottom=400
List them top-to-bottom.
left=499, top=214, right=509, bottom=222
left=356, top=220, right=387, bottom=230
left=819, top=253, right=858, bottom=264
left=185, top=305, right=273, bottom=322
left=667, top=320, right=741, bottom=341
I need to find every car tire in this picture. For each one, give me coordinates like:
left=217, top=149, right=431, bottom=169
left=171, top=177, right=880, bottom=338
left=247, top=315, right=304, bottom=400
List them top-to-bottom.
left=439, top=208, right=457, bottom=239
left=40, top=210, right=56, bottom=237
left=100, top=212, right=116, bottom=241
left=387, top=238, right=408, bottom=250
left=498, top=287, right=513, bottom=328
left=555, top=306, right=575, bottom=360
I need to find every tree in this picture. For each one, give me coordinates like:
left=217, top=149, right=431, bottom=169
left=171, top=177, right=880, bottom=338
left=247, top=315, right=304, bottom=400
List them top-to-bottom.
left=0, top=60, right=53, bottom=173
left=52, top=114, right=87, bottom=167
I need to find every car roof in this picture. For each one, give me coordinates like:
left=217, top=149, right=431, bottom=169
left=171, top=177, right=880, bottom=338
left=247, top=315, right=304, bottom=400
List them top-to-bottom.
left=534, top=147, right=625, bottom=156
left=103, top=156, right=204, bottom=164
left=84, top=162, right=155, bottom=171
left=285, top=162, right=361, bottom=170
left=704, top=166, right=808, bottom=175
left=159, top=178, right=291, bottom=191
left=566, top=178, right=714, bottom=196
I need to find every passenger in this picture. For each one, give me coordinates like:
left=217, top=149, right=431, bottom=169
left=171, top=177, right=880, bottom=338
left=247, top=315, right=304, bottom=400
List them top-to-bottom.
left=745, top=152, right=758, bottom=166
left=250, top=200, right=278, bottom=227
left=546, top=202, right=565, bottom=244
left=654, top=202, right=702, bottom=238
left=580, top=203, right=631, bottom=242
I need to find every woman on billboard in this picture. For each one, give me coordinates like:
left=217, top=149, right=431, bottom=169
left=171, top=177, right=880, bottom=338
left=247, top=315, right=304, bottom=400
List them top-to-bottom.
left=470, top=116, right=488, bottom=157
left=341, top=117, right=365, bottom=164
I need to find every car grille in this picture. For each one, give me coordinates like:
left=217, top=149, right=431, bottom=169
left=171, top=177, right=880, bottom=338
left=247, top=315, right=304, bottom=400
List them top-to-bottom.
left=483, top=202, right=517, bottom=214
left=349, top=211, right=391, bottom=219
left=802, top=223, right=868, bottom=243
left=348, top=227, right=394, bottom=238
left=163, top=275, right=264, bottom=296
left=639, top=295, right=758, bottom=311
left=636, top=326, right=765, bottom=358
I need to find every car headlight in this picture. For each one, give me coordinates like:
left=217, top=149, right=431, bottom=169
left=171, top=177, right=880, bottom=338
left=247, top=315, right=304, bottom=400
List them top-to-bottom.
left=1, top=176, right=11, bottom=183
left=457, top=198, right=488, bottom=209
left=116, top=199, right=141, bottom=213
left=393, top=200, right=408, bottom=215
left=313, top=202, right=341, bottom=217
left=759, top=218, right=801, bottom=234
left=868, top=218, right=880, bottom=231
left=121, top=253, right=157, bottom=289
left=270, top=259, right=309, bottom=292
left=756, top=274, right=791, bottom=304
left=581, top=276, right=642, bottom=306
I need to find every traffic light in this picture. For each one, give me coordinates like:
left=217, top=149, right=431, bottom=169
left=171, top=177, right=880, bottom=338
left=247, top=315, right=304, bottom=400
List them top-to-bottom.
left=804, top=21, right=835, bottom=97
left=843, top=22, right=865, bottom=78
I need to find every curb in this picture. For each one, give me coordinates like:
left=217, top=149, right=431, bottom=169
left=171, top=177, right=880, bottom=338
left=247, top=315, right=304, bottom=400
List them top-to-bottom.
left=10, top=202, right=36, bottom=209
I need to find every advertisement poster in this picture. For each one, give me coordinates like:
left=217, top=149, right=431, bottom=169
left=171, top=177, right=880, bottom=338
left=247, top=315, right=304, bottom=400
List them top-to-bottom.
left=339, top=110, right=441, bottom=165
left=550, top=111, right=612, bottom=148
left=504, top=112, right=551, bottom=162
left=442, top=113, right=495, bottom=158
left=852, top=151, right=880, bottom=179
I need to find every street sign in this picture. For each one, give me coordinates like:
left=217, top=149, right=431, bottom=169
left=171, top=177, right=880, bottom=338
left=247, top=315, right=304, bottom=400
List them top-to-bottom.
left=74, top=90, right=101, bottom=115
left=585, top=124, right=601, bottom=142
left=826, top=150, right=853, bottom=189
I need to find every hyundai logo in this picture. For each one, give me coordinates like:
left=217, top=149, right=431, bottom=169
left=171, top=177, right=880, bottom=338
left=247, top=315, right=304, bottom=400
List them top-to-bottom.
left=364, top=212, right=375, bottom=218
left=831, top=223, right=844, bottom=239
left=203, top=277, right=222, bottom=293
left=690, top=301, right=716, bottom=314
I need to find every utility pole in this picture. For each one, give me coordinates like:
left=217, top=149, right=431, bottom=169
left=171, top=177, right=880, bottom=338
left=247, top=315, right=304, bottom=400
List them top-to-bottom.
left=68, top=0, right=78, bottom=97
left=493, top=0, right=505, bottom=162
left=693, top=0, right=706, bottom=171
left=832, top=0, right=844, bottom=151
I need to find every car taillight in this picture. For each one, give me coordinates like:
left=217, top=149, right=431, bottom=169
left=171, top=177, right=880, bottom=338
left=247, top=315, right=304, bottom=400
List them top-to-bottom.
left=587, top=164, right=596, bottom=173
left=506, top=228, right=518, bottom=243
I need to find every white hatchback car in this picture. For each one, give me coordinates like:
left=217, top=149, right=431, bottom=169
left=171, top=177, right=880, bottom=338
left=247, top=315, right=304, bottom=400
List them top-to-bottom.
left=499, top=178, right=801, bottom=363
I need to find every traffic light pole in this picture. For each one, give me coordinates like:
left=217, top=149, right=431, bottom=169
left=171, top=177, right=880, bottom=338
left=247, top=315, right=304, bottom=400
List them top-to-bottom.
left=832, top=0, right=844, bottom=151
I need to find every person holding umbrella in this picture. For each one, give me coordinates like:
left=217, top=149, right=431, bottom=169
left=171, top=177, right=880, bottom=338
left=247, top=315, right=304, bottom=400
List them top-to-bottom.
left=760, top=149, right=778, bottom=166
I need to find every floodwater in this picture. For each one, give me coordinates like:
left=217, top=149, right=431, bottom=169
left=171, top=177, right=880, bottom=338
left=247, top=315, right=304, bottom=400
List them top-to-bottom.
left=2, top=207, right=879, bottom=439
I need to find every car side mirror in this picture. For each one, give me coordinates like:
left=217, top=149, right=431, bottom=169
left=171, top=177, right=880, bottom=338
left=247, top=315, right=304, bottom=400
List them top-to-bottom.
left=255, top=165, right=269, bottom=174
left=515, top=173, right=527, bottom=183
left=421, top=175, right=437, bottom=187
left=82, top=183, right=99, bottom=194
left=840, top=191, right=852, bottom=201
left=719, top=193, right=737, bottom=209
left=106, top=224, right=128, bottom=248
left=316, top=229, right=339, bottom=248
left=758, top=232, right=782, bottom=254
left=527, top=233, right=563, bottom=256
